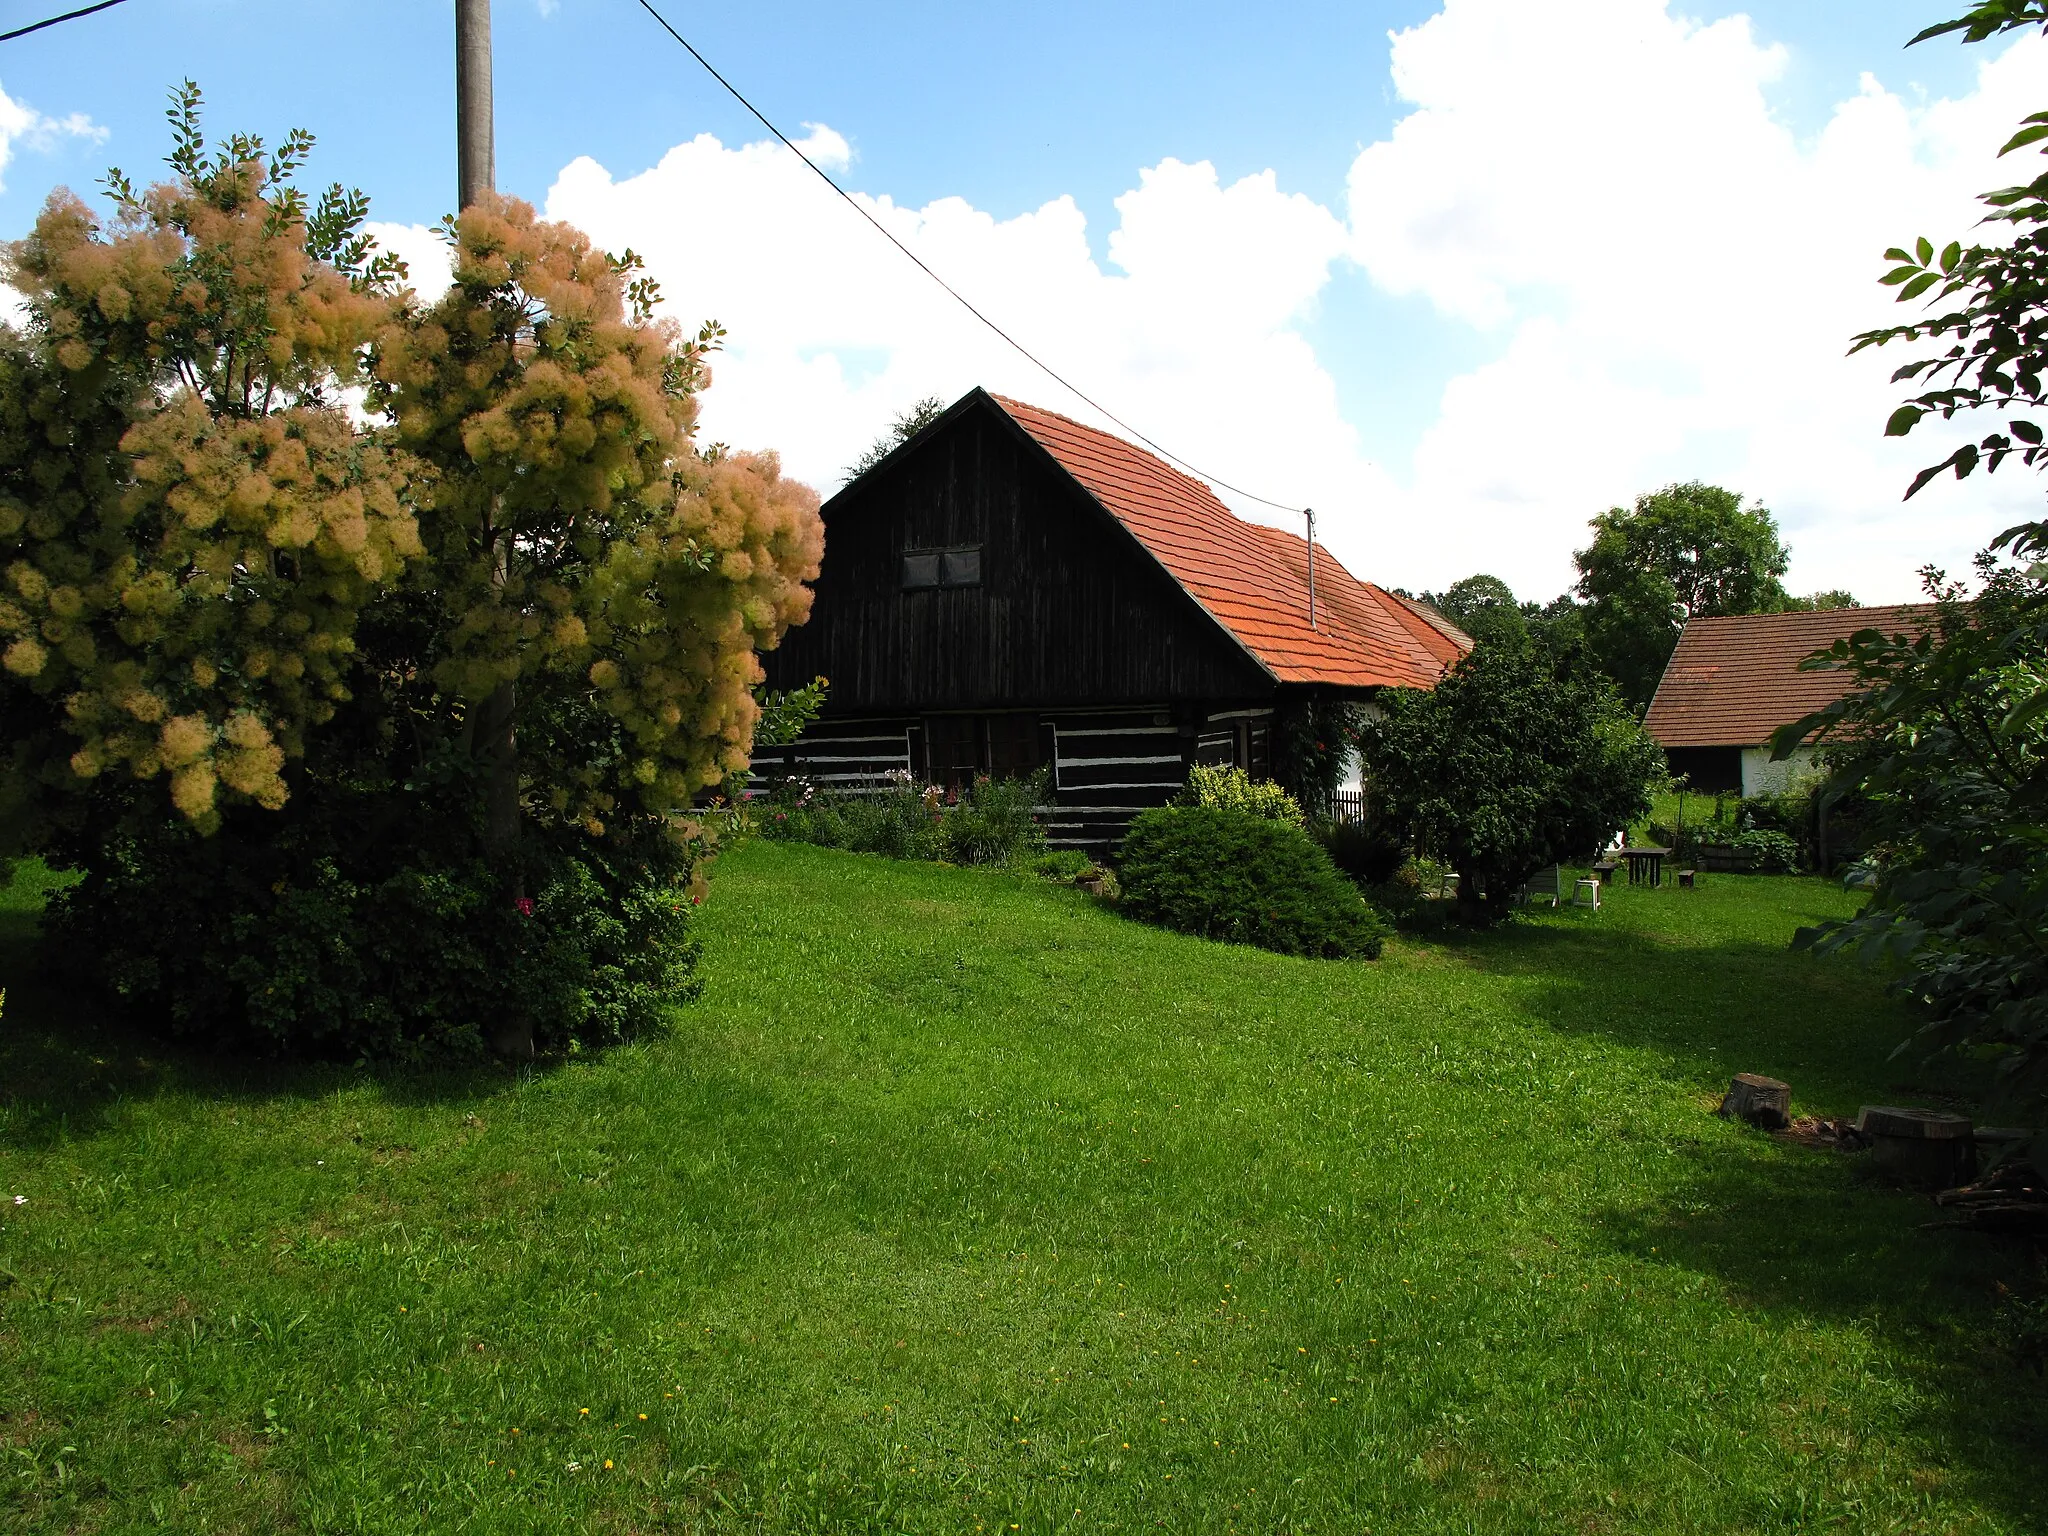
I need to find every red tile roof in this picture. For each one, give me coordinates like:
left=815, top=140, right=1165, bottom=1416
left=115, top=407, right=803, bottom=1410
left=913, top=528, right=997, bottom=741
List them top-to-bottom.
left=991, top=395, right=1463, bottom=690
left=1374, top=589, right=1474, bottom=668
left=1643, top=605, right=1940, bottom=747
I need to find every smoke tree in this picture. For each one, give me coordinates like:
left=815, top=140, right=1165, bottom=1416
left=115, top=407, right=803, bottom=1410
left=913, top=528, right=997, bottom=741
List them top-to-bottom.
left=0, top=90, right=822, bottom=1056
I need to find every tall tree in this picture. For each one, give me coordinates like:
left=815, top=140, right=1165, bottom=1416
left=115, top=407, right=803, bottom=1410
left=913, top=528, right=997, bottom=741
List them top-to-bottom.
left=1776, top=1, right=2048, bottom=1123
left=1574, top=481, right=1794, bottom=709
left=1426, top=574, right=1526, bottom=643
left=1360, top=628, right=1661, bottom=924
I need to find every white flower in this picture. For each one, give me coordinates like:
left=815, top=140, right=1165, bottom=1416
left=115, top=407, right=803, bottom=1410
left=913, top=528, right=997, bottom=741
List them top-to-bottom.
left=11, top=1195, right=24, bottom=1206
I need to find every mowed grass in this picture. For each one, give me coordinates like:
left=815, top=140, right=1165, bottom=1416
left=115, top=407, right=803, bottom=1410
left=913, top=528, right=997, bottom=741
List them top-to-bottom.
left=1, top=844, right=2043, bottom=1534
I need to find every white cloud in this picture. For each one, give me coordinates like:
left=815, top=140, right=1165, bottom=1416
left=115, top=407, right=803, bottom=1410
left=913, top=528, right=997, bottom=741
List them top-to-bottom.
left=1351, top=0, right=2048, bottom=600
left=362, top=1, right=2048, bottom=604
left=0, top=82, right=104, bottom=194
left=538, top=131, right=1371, bottom=518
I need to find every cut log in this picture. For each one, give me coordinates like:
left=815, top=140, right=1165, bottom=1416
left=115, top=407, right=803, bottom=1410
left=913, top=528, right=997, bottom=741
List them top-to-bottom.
left=1718, top=1074, right=1792, bottom=1130
left=1856, top=1105, right=1976, bottom=1187
left=1857, top=1106, right=1973, bottom=1139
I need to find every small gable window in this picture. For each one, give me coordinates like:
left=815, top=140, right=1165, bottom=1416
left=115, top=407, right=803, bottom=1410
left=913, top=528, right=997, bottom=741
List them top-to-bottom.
left=902, top=544, right=982, bottom=591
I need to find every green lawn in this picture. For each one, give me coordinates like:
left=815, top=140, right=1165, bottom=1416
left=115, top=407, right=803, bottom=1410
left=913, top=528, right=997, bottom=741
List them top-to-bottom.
left=1, top=845, right=2042, bottom=1533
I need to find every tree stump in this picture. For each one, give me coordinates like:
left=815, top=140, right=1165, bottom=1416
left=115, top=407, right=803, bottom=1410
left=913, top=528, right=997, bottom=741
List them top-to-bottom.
left=1718, top=1073, right=1792, bottom=1129
left=1856, top=1106, right=1975, bottom=1188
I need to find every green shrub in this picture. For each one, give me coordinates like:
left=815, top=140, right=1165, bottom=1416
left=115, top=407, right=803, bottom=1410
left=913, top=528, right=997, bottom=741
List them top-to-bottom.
left=1175, top=764, right=1304, bottom=826
left=757, top=771, right=1044, bottom=866
left=943, top=771, right=1049, bottom=865
left=42, top=801, right=699, bottom=1061
left=1117, top=806, right=1387, bottom=959
left=1317, top=816, right=1409, bottom=886
left=1730, top=827, right=1801, bottom=873
left=1032, top=849, right=1096, bottom=882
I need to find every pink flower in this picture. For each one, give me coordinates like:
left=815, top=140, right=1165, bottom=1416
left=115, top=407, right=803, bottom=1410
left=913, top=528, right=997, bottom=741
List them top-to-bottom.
left=515, top=897, right=535, bottom=918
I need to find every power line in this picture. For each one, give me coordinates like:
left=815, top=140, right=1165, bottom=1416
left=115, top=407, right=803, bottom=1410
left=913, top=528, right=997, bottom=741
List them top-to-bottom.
left=0, top=0, right=130, bottom=44
left=632, top=0, right=1309, bottom=515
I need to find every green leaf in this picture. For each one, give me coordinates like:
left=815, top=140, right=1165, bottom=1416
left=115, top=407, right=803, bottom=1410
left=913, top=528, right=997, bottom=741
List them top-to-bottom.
left=2000, top=122, right=2048, bottom=155
left=1916, top=235, right=1934, bottom=265
left=1940, top=240, right=1963, bottom=273
left=1882, top=246, right=1914, bottom=263
left=1880, top=265, right=1922, bottom=286
left=1899, top=271, right=1942, bottom=301
left=1884, top=405, right=1924, bottom=437
left=2012, top=418, right=2044, bottom=444
left=1999, top=687, right=2048, bottom=737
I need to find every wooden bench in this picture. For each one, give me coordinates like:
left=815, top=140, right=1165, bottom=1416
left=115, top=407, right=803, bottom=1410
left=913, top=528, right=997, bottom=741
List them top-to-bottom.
left=1591, top=859, right=1620, bottom=884
left=1677, top=868, right=1696, bottom=889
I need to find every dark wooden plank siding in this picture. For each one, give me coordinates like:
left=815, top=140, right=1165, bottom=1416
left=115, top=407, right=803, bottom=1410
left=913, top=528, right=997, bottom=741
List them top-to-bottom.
left=762, top=404, right=1275, bottom=711
left=760, top=703, right=1280, bottom=852
left=749, top=716, right=915, bottom=793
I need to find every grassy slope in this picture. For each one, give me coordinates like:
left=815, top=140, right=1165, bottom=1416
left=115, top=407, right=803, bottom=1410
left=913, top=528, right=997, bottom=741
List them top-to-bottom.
left=0, top=845, right=2041, bottom=1534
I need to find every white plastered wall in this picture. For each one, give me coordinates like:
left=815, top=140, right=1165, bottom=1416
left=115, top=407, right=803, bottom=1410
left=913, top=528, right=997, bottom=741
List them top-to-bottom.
left=1739, top=744, right=1821, bottom=799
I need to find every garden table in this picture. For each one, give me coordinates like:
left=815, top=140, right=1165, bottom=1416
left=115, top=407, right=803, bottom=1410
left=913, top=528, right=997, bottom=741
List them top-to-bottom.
left=1623, top=845, right=1669, bottom=887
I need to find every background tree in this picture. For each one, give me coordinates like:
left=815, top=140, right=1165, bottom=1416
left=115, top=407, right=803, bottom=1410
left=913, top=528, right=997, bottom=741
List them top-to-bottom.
left=0, top=93, right=823, bottom=1059
left=846, top=395, right=946, bottom=480
left=1573, top=481, right=1794, bottom=709
left=1425, top=573, right=1527, bottom=644
left=1421, top=575, right=1589, bottom=653
left=1789, top=589, right=1860, bottom=611
left=1359, top=630, right=1662, bottom=924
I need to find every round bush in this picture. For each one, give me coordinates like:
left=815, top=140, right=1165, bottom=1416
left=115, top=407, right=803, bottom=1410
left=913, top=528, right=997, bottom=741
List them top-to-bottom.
left=1117, top=806, right=1388, bottom=959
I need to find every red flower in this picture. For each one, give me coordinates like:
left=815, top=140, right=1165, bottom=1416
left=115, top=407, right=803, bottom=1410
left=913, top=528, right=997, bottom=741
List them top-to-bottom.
left=514, top=897, right=535, bottom=918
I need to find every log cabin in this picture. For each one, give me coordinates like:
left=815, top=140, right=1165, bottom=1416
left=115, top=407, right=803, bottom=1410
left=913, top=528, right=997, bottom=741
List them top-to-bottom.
left=755, top=388, right=1469, bottom=848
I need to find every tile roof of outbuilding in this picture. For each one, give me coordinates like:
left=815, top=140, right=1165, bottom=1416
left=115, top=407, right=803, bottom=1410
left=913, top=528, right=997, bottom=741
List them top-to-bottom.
left=989, top=394, right=1464, bottom=690
left=1643, top=605, right=1941, bottom=747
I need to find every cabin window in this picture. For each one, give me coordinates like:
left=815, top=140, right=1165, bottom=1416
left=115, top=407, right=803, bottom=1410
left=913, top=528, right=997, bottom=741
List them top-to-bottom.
left=901, top=544, right=983, bottom=590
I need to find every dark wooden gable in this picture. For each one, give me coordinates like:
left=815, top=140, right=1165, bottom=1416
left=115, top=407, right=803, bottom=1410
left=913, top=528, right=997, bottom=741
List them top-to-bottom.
left=762, top=393, right=1274, bottom=711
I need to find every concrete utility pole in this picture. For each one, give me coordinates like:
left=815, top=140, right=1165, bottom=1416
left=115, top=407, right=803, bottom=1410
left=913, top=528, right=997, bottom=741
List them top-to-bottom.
left=456, top=0, right=494, bottom=208
left=456, top=0, right=520, bottom=861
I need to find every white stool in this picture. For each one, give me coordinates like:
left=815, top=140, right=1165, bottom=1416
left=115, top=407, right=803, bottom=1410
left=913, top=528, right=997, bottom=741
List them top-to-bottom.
left=1572, top=877, right=1601, bottom=910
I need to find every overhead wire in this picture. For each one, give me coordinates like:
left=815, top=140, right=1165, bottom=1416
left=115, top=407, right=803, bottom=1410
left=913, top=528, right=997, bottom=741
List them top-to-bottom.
left=0, top=0, right=130, bottom=44
left=632, top=0, right=1310, bottom=515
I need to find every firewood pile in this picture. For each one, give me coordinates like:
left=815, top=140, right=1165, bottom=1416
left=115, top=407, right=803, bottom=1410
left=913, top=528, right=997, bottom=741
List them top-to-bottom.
left=1929, top=1152, right=2048, bottom=1235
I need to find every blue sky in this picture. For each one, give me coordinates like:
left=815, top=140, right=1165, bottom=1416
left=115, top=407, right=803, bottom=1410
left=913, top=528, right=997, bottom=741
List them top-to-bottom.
left=0, top=1, right=1989, bottom=233
left=2, top=1, right=2043, bottom=600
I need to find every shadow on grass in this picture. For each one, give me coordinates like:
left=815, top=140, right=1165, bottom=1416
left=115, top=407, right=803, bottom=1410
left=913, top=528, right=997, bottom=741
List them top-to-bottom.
left=0, top=877, right=540, bottom=1153
left=1419, top=888, right=2048, bottom=1528
left=1424, top=895, right=1984, bottom=1117
left=1591, top=1139, right=2048, bottom=1529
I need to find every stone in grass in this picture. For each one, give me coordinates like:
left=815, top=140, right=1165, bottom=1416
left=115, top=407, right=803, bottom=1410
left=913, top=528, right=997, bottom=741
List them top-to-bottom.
left=1718, top=1073, right=1792, bottom=1130
left=1856, top=1106, right=1976, bottom=1189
